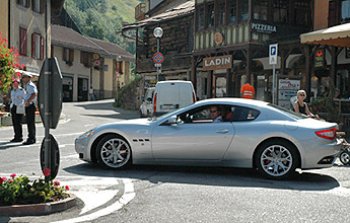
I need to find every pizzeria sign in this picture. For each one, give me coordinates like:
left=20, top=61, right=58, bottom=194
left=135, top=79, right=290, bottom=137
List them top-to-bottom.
left=203, top=55, right=232, bottom=71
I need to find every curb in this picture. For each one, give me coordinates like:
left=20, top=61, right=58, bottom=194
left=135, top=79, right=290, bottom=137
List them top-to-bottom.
left=0, top=194, right=77, bottom=217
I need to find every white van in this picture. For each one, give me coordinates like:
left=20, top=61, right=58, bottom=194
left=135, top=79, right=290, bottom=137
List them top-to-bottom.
left=153, top=80, right=196, bottom=116
left=139, top=87, right=155, bottom=117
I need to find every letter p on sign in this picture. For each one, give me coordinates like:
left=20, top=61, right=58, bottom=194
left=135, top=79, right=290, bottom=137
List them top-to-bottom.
left=269, top=43, right=278, bottom=65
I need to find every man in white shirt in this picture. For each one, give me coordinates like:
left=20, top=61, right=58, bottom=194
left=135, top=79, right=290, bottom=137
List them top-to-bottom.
left=21, top=73, right=38, bottom=145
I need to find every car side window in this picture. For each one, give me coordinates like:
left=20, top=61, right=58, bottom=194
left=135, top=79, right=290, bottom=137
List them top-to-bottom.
left=178, top=106, right=212, bottom=123
left=231, top=106, right=260, bottom=121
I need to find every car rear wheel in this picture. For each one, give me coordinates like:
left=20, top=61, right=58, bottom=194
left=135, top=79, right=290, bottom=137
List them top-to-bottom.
left=96, top=135, right=132, bottom=169
left=255, top=140, right=298, bottom=180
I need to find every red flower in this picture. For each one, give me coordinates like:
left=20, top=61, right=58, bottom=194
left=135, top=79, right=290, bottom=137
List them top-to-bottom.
left=43, top=167, right=51, bottom=177
left=10, top=173, right=16, bottom=179
left=0, top=177, right=4, bottom=184
left=53, top=180, right=60, bottom=187
left=65, top=185, right=70, bottom=191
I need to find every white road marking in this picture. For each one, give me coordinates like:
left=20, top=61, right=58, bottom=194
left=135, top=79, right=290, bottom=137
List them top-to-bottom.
left=0, top=173, right=135, bottom=221
left=51, top=179, right=135, bottom=223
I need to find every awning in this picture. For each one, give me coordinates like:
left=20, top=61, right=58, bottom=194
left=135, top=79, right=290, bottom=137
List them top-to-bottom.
left=300, top=23, right=350, bottom=47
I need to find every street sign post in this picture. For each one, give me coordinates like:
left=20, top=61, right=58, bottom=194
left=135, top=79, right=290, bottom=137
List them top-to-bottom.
left=269, top=43, right=278, bottom=104
left=38, top=57, right=63, bottom=182
left=40, top=134, right=60, bottom=181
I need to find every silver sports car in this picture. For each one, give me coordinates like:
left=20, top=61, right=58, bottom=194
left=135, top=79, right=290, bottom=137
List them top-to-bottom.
left=75, top=98, right=341, bottom=179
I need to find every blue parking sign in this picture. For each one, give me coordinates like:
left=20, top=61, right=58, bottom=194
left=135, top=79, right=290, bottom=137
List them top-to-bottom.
left=269, top=43, right=278, bottom=65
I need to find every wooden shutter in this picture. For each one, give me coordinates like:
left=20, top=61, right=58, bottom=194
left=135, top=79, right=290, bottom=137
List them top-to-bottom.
left=19, top=27, right=27, bottom=56
left=31, top=33, right=35, bottom=58
left=40, top=36, right=44, bottom=59
left=63, top=48, right=67, bottom=61
left=69, top=49, right=74, bottom=63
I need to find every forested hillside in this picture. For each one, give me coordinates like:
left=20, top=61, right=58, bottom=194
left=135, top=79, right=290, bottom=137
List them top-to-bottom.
left=64, top=0, right=142, bottom=54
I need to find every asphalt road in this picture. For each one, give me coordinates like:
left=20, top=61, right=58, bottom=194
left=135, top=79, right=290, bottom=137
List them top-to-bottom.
left=1, top=99, right=350, bottom=223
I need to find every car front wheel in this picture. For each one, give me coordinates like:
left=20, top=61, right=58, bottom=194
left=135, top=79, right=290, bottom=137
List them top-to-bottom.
left=96, top=135, right=132, bottom=169
left=255, top=140, right=299, bottom=180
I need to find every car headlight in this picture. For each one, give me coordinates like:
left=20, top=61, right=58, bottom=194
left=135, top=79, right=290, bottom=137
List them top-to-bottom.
left=81, top=129, right=96, bottom=138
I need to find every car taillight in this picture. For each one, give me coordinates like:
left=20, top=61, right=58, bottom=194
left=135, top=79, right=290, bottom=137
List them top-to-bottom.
left=153, top=93, right=157, bottom=113
left=315, top=128, right=337, bottom=140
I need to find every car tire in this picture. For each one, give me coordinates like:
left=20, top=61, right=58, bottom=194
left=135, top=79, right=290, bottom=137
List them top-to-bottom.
left=96, top=134, right=132, bottom=169
left=255, top=140, right=299, bottom=180
left=339, top=151, right=350, bottom=165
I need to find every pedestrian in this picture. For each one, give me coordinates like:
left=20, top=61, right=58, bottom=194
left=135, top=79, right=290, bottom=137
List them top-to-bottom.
left=21, top=73, right=38, bottom=145
left=9, top=79, right=25, bottom=142
left=240, top=81, right=255, bottom=99
left=89, top=86, right=95, bottom=101
left=293, top=90, right=318, bottom=118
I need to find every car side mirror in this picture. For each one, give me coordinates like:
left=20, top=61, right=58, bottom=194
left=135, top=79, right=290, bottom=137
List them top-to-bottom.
left=164, top=115, right=178, bottom=125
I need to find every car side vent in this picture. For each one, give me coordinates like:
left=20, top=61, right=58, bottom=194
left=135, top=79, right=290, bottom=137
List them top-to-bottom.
left=132, top=139, right=150, bottom=142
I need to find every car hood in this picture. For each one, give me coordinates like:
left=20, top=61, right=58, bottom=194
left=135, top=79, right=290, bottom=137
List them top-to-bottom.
left=95, top=118, right=152, bottom=130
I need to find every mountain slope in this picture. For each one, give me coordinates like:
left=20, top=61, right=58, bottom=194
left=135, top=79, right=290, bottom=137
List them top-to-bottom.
left=64, top=0, right=142, bottom=54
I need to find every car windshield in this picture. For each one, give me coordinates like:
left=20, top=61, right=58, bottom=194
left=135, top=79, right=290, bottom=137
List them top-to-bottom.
left=267, top=103, right=307, bottom=119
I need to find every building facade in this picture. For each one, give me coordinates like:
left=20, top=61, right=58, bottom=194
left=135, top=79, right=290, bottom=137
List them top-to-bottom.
left=7, top=0, right=52, bottom=75
left=124, top=0, right=195, bottom=90
left=192, top=0, right=312, bottom=104
left=51, top=25, right=134, bottom=102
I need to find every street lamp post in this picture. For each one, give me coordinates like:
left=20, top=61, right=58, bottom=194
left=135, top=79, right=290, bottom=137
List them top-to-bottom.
left=153, top=27, right=163, bottom=82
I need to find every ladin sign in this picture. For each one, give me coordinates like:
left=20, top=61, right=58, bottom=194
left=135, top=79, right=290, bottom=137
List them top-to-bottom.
left=203, top=55, right=232, bottom=71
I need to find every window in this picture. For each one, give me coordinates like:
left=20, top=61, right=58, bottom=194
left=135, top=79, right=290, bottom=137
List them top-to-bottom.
left=17, top=0, right=30, bottom=8
left=32, top=0, right=44, bottom=13
left=216, top=0, right=226, bottom=26
left=228, top=0, right=237, bottom=23
left=240, top=0, right=249, bottom=21
left=253, top=0, right=268, bottom=20
left=273, top=0, right=288, bottom=24
left=294, top=0, right=310, bottom=26
left=328, top=0, right=338, bottom=26
left=342, top=0, right=350, bottom=22
left=206, top=2, right=214, bottom=28
left=196, top=5, right=205, bottom=30
left=19, top=27, right=27, bottom=56
left=31, top=33, right=43, bottom=59
left=63, top=48, right=74, bottom=66
left=80, top=51, right=91, bottom=67
left=116, top=61, right=123, bottom=75
left=177, top=105, right=260, bottom=124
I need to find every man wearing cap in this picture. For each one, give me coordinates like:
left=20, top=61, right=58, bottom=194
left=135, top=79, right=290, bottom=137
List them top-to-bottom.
left=21, top=73, right=38, bottom=145
left=9, top=79, right=25, bottom=142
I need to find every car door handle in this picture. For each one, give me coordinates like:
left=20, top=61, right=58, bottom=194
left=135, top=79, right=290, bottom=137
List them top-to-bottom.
left=216, top=129, right=229, bottom=134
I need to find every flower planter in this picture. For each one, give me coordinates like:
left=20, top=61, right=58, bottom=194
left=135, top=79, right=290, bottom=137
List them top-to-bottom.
left=0, top=194, right=77, bottom=216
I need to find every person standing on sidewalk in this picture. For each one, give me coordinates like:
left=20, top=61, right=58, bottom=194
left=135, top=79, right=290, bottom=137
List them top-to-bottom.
left=21, top=73, right=38, bottom=145
left=9, top=79, right=25, bottom=142
left=240, top=81, right=255, bottom=99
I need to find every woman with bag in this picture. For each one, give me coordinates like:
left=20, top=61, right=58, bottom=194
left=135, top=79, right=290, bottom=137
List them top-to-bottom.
left=9, top=79, right=25, bottom=143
